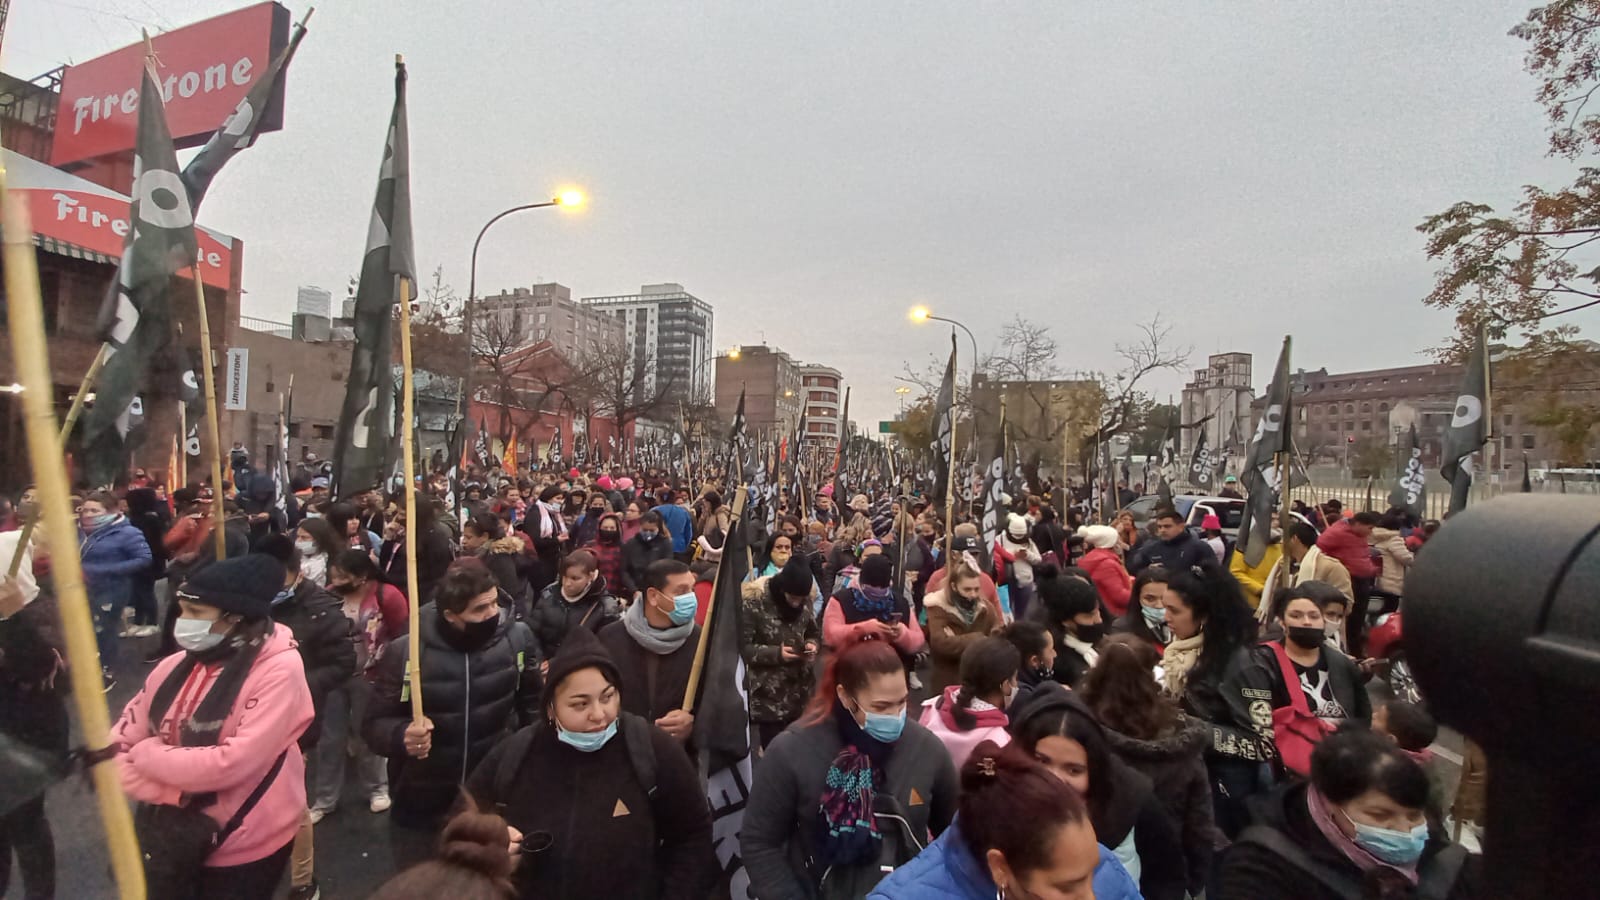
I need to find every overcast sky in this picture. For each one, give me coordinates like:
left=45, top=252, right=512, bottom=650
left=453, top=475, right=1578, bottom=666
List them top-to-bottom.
left=10, top=1, right=1591, bottom=426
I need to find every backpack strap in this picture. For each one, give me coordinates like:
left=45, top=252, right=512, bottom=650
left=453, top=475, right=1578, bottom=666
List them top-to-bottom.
left=1267, top=640, right=1312, bottom=717
left=618, top=713, right=658, bottom=798
left=214, top=750, right=288, bottom=848
left=1234, top=826, right=1363, bottom=900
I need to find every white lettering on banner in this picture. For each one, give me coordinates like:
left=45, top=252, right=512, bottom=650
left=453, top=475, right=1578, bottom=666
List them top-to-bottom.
left=70, top=57, right=254, bottom=135
left=49, top=192, right=224, bottom=273
left=351, top=387, right=380, bottom=449
left=1253, top=403, right=1283, bottom=447
left=1400, top=448, right=1426, bottom=505
left=706, top=756, right=755, bottom=900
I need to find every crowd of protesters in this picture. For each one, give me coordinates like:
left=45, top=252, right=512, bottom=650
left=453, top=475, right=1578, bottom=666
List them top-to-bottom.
left=0, top=456, right=1482, bottom=900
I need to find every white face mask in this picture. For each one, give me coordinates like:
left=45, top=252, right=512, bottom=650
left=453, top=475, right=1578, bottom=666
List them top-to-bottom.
left=295, top=539, right=317, bottom=555
left=175, top=616, right=226, bottom=653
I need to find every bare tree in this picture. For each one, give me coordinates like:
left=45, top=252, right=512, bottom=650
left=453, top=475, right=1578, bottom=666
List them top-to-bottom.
left=471, top=312, right=578, bottom=442
left=982, top=315, right=1064, bottom=382
left=1080, top=315, right=1191, bottom=463
left=565, top=334, right=677, bottom=443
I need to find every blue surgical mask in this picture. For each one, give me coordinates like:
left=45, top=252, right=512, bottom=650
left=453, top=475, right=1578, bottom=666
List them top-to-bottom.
left=271, top=586, right=296, bottom=606
left=668, top=591, right=698, bottom=626
left=1141, top=605, right=1167, bottom=626
left=854, top=700, right=906, bottom=743
left=557, top=719, right=618, bottom=753
left=1343, top=809, right=1428, bottom=865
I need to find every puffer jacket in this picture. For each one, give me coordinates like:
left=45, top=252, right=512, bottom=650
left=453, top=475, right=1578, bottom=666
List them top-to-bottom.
left=80, top=516, right=152, bottom=614
left=1370, top=527, right=1414, bottom=596
left=621, top=532, right=674, bottom=596
left=478, top=535, right=532, bottom=617
left=1080, top=547, right=1133, bottom=618
left=526, top=575, right=619, bottom=659
left=738, top=576, right=820, bottom=724
left=269, top=579, right=355, bottom=749
left=362, top=604, right=540, bottom=827
left=112, top=624, right=313, bottom=868
left=1101, top=713, right=1219, bottom=895
left=867, top=821, right=1142, bottom=900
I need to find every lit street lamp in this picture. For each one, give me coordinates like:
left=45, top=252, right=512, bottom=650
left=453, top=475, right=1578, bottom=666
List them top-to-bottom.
left=457, top=190, right=586, bottom=421
left=909, top=305, right=979, bottom=375
left=895, top=385, right=911, bottom=415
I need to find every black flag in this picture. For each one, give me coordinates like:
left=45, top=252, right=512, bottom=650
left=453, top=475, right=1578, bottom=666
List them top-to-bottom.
left=181, top=17, right=307, bottom=210
left=80, top=52, right=199, bottom=486
left=334, top=62, right=415, bottom=497
left=1440, top=330, right=1489, bottom=515
left=930, top=332, right=958, bottom=508
left=1237, top=337, right=1292, bottom=567
left=831, top=386, right=852, bottom=507
left=979, top=400, right=1008, bottom=561
left=473, top=415, right=492, bottom=469
left=1387, top=423, right=1426, bottom=518
left=1188, top=428, right=1216, bottom=492
left=1521, top=454, right=1532, bottom=493
left=691, top=493, right=755, bottom=898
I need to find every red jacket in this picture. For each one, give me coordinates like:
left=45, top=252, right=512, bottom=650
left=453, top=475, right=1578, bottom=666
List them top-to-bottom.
left=1316, top=520, right=1377, bottom=580
left=1079, top=547, right=1133, bottom=618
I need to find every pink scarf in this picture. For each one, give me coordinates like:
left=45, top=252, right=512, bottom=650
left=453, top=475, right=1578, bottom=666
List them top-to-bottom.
left=1305, top=785, right=1420, bottom=886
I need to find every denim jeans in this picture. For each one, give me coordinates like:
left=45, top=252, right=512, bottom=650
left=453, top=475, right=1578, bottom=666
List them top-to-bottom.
left=91, top=589, right=124, bottom=667
left=312, top=675, right=388, bottom=811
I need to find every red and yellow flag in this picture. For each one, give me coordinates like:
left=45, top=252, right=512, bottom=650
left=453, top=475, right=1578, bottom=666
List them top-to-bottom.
left=503, top=431, right=519, bottom=476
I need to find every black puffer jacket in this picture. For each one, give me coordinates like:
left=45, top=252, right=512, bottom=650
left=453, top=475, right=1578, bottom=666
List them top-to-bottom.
left=620, top=534, right=674, bottom=596
left=526, top=576, right=620, bottom=659
left=270, top=579, right=355, bottom=750
left=363, top=605, right=540, bottom=827
left=1100, top=713, right=1219, bottom=896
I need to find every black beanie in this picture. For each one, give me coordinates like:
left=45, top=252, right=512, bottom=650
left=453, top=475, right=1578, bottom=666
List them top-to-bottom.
left=182, top=553, right=285, bottom=620
left=860, top=554, right=894, bottom=589
left=773, top=556, right=814, bottom=597
left=541, top=626, right=622, bottom=711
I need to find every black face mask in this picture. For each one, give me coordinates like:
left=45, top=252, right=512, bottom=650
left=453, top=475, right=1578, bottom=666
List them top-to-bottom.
left=598, top=530, right=620, bottom=544
left=454, top=614, right=499, bottom=647
left=1070, top=621, right=1107, bottom=644
left=1286, top=625, right=1326, bottom=651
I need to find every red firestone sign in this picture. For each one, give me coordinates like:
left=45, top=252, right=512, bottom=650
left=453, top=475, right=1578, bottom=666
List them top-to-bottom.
left=50, top=2, right=290, bottom=166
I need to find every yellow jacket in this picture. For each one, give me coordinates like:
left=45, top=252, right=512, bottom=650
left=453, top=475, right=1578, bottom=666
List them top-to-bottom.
left=1230, top=541, right=1282, bottom=610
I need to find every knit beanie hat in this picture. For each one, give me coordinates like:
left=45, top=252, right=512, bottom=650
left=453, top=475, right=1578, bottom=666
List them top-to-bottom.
left=596, top=475, right=615, bottom=491
left=539, top=486, right=563, bottom=503
left=1007, top=513, right=1030, bottom=540
left=1083, top=525, right=1119, bottom=550
left=181, top=553, right=286, bottom=620
left=860, top=554, right=894, bottom=589
left=773, top=556, right=815, bottom=597
left=541, top=626, right=622, bottom=710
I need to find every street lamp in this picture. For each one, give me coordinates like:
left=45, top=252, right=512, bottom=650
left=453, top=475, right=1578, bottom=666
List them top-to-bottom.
left=457, top=190, right=586, bottom=421
left=908, top=306, right=978, bottom=372
left=895, top=385, right=911, bottom=415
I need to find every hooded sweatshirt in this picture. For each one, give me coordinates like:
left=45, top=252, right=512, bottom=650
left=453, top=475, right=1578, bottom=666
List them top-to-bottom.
left=112, top=624, right=313, bottom=868
left=917, top=685, right=1011, bottom=769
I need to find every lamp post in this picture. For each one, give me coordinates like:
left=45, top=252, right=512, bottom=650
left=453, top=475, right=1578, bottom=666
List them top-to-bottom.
left=457, top=190, right=585, bottom=425
left=909, top=306, right=978, bottom=373
left=895, top=385, right=911, bottom=416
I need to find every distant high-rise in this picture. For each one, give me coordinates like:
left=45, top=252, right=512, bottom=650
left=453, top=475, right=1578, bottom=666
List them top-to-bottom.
left=475, top=283, right=622, bottom=358
left=580, top=283, right=714, bottom=407
left=296, top=285, right=332, bottom=320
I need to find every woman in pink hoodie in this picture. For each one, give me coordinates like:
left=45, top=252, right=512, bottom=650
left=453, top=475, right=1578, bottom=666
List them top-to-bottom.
left=112, top=553, right=314, bottom=899
left=918, top=637, right=1018, bottom=768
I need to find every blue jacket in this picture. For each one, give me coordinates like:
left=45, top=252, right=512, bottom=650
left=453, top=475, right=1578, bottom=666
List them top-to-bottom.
left=655, top=503, right=692, bottom=553
left=80, top=517, right=153, bottom=610
left=868, top=821, right=1143, bottom=900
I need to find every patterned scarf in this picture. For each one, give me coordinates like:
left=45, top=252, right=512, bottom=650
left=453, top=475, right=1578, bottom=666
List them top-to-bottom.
left=849, top=585, right=896, bottom=619
left=1162, top=632, right=1205, bottom=697
left=815, top=701, right=892, bottom=867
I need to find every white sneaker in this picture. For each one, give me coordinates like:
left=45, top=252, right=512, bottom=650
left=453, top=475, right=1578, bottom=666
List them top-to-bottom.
left=369, top=790, right=391, bottom=813
left=308, top=807, right=329, bottom=825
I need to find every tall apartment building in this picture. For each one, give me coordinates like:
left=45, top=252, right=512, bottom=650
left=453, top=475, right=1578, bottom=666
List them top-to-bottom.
left=476, top=283, right=623, bottom=359
left=581, top=283, right=714, bottom=406
left=714, top=345, right=805, bottom=433
left=1180, top=352, right=1255, bottom=456
left=799, top=364, right=845, bottom=444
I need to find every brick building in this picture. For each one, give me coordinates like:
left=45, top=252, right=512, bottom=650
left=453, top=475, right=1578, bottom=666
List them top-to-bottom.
left=714, top=345, right=804, bottom=436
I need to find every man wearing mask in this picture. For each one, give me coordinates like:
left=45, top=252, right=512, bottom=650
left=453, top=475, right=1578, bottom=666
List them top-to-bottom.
left=621, top=511, right=674, bottom=597
left=259, top=537, right=355, bottom=900
left=597, top=559, right=699, bottom=743
left=362, top=563, right=540, bottom=862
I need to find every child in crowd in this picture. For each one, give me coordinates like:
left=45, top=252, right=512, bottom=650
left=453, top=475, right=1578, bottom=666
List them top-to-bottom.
left=1373, top=699, right=1446, bottom=830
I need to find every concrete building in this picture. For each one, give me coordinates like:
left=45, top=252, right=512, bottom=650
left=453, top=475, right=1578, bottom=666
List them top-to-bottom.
left=476, top=282, right=623, bottom=360
left=581, top=283, right=714, bottom=407
left=296, top=285, right=332, bottom=319
left=226, top=327, right=352, bottom=470
left=714, top=345, right=804, bottom=435
left=1181, top=352, right=1254, bottom=458
left=799, top=364, right=845, bottom=444
left=969, top=374, right=1106, bottom=476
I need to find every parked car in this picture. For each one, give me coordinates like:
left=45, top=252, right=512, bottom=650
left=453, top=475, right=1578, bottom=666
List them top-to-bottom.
left=1120, top=494, right=1318, bottom=544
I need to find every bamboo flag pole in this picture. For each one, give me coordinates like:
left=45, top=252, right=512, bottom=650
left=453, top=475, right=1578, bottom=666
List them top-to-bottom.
left=3, top=163, right=147, bottom=900
left=192, top=267, right=228, bottom=560
left=399, top=271, right=424, bottom=721
left=1275, top=336, right=1295, bottom=598
left=6, top=344, right=109, bottom=578
left=943, top=345, right=959, bottom=569
left=683, top=486, right=746, bottom=713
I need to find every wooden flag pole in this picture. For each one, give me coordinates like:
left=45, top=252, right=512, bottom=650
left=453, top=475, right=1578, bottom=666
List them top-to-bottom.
left=4, top=167, right=148, bottom=900
left=192, top=267, right=228, bottom=561
left=399, top=271, right=424, bottom=721
left=1275, top=337, right=1295, bottom=598
left=6, top=344, right=109, bottom=578
left=683, top=486, right=746, bottom=713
